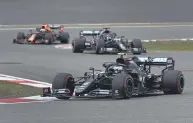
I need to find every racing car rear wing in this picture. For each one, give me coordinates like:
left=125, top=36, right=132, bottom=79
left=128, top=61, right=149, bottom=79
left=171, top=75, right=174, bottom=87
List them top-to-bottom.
left=47, top=24, right=63, bottom=29
left=79, top=30, right=100, bottom=36
left=117, top=53, right=175, bottom=66
left=135, top=57, right=175, bottom=66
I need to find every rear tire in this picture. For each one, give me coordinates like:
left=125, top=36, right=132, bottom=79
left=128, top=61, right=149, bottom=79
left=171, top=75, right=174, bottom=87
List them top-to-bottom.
left=16, top=32, right=25, bottom=40
left=59, top=32, right=70, bottom=44
left=45, top=33, right=53, bottom=45
left=72, top=38, right=85, bottom=53
left=95, top=39, right=105, bottom=54
left=132, top=39, right=143, bottom=55
left=162, top=70, right=185, bottom=94
left=52, top=73, right=75, bottom=99
left=112, top=73, right=134, bottom=99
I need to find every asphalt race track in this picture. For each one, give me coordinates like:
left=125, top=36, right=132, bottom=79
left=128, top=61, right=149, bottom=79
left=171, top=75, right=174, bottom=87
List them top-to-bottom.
left=0, top=0, right=193, bottom=24
left=1, top=26, right=193, bottom=82
left=0, top=27, right=193, bottom=123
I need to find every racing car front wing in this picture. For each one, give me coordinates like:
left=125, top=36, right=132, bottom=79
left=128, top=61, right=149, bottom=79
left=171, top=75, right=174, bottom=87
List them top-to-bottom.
left=13, top=39, right=50, bottom=44
left=101, top=47, right=146, bottom=54
left=42, top=87, right=124, bottom=99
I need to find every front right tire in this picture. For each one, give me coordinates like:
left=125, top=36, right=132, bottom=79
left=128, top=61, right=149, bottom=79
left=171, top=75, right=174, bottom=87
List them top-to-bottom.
left=72, top=38, right=85, bottom=53
left=95, top=39, right=105, bottom=54
left=131, top=39, right=143, bottom=55
left=52, top=73, right=75, bottom=99
left=112, top=73, right=134, bottom=99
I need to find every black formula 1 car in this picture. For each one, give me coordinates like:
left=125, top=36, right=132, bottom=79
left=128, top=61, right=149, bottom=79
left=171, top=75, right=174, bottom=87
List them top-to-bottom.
left=13, top=24, right=70, bottom=45
left=72, top=28, right=146, bottom=55
left=42, top=53, right=185, bottom=100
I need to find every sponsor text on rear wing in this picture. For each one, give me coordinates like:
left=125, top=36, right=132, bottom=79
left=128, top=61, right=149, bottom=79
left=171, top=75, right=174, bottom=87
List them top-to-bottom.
left=48, top=24, right=63, bottom=29
left=79, top=30, right=100, bottom=36
left=136, top=57, right=175, bottom=66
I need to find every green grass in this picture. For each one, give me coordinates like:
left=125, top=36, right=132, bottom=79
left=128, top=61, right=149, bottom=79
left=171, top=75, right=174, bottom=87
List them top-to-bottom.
left=143, top=41, right=193, bottom=51
left=0, top=81, right=42, bottom=98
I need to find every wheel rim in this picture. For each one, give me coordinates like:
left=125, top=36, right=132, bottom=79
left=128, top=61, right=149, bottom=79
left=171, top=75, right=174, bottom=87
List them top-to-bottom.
left=72, top=41, right=75, bottom=51
left=65, top=76, right=74, bottom=96
left=178, top=76, right=185, bottom=91
left=124, top=78, right=133, bottom=97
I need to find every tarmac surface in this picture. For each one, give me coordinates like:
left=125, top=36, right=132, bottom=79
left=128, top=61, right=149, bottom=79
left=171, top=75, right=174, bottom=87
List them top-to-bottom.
left=0, top=0, right=193, bottom=24
left=1, top=26, right=193, bottom=82
left=0, top=27, right=193, bottom=123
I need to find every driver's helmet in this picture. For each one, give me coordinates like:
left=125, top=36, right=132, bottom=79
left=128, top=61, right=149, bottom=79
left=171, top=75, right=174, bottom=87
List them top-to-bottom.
left=41, top=24, right=52, bottom=32
left=41, top=24, right=46, bottom=29
left=100, top=29, right=110, bottom=35
left=103, top=29, right=110, bottom=34
left=106, top=35, right=112, bottom=41
left=124, top=57, right=138, bottom=68
left=108, top=65, right=123, bottom=74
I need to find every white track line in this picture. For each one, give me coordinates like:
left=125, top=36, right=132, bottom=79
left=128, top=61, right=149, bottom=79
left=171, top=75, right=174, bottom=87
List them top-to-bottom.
left=0, top=24, right=193, bottom=31
left=0, top=74, right=51, bottom=86
left=0, top=74, right=55, bottom=104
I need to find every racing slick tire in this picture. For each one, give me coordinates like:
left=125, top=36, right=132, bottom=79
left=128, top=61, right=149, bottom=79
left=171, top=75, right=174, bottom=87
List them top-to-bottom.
left=13, top=32, right=26, bottom=43
left=17, top=32, right=25, bottom=40
left=59, top=32, right=70, bottom=44
left=45, top=33, right=53, bottom=45
left=72, top=38, right=85, bottom=53
left=95, top=39, right=105, bottom=54
left=131, top=39, right=143, bottom=55
left=162, top=70, right=185, bottom=94
left=52, top=73, right=75, bottom=99
left=112, top=73, right=134, bottom=99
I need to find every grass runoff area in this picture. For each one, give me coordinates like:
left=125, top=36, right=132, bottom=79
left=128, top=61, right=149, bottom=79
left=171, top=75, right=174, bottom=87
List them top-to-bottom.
left=143, top=40, right=193, bottom=51
left=0, top=81, right=42, bottom=98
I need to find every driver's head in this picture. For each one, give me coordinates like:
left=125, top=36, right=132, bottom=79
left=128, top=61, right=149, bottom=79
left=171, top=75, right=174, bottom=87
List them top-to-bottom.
left=41, top=24, right=46, bottom=29
left=41, top=24, right=51, bottom=31
left=104, top=30, right=109, bottom=33
left=106, top=35, right=112, bottom=40
left=124, top=57, right=135, bottom=65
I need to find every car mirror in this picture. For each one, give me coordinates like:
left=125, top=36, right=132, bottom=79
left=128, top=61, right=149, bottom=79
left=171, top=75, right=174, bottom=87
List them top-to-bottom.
left=89, top=67, right=94, bottom=70
left=84, top=72, right=88, bottom=77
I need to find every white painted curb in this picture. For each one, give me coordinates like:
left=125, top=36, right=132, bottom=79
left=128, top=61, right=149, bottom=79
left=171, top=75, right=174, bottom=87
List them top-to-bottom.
left=0, top=74, right=54, bottom=104
left=0, top=74, right=51, bottom=87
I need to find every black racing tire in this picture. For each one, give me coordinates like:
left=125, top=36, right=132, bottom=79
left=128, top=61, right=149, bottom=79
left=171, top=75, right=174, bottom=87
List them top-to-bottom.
left=14, top=32, right=26, bottom=44
left=16, top=32, right=25, bottom=40
left=45, top=32, right=53, bottom=45
left=59, top=32, right=70, bottom=44
left=72, top=38, right=85, bottom=53
left=13, top=39, right=16, bottom=43
left=95, top=39, right=105, bottom=54
left=132, top=39, right=143, bottom=55
left=162, top=70, right=185, bottom=94
left=52, top=73, right=75, bottom=99
left=112, top=73, right=134, bottom=99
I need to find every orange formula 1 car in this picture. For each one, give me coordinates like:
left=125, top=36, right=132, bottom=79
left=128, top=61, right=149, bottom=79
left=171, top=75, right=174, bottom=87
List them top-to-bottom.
left=13, top=24, right=70, bottom=45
